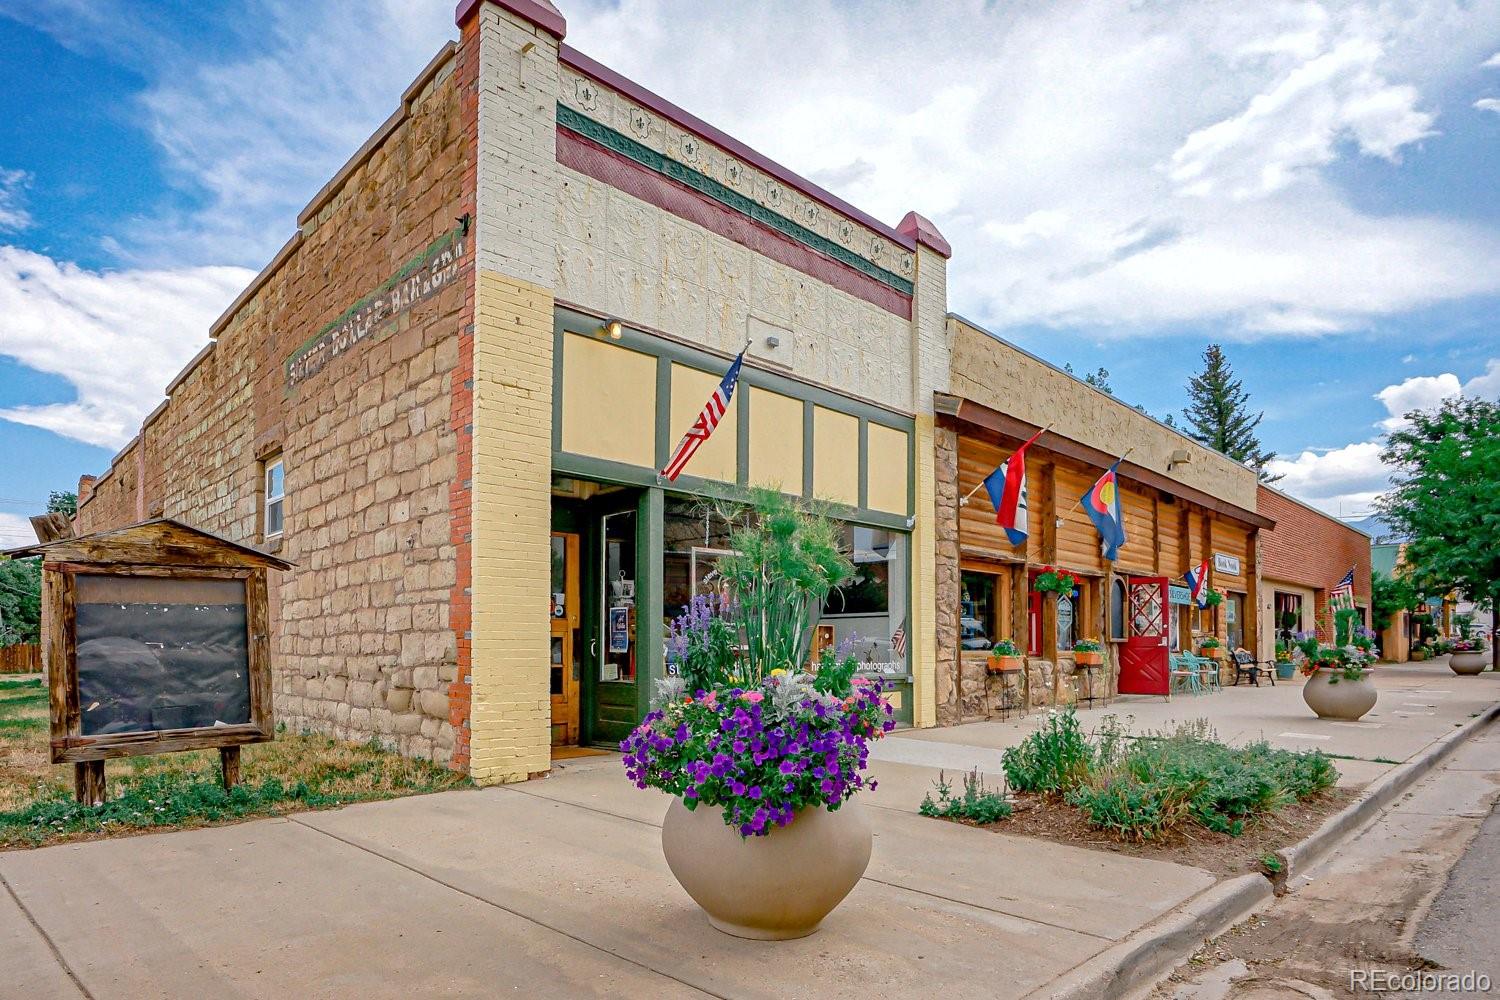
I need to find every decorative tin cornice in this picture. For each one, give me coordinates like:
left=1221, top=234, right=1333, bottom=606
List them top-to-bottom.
left=557, top=73, right=915, bottom=297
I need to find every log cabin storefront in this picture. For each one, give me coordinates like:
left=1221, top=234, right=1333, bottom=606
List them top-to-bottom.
left=933, top=318, right=1273, bottom=724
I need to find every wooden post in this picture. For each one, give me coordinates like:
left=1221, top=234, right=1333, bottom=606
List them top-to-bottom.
left=220, top=746, right=241, bottom=791
left=74, top=760, right=105, bottom=806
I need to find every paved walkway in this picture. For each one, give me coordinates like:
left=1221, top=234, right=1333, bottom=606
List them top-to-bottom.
left=2, top=660, right=1493, bottom=999
left=876, top=660, right=1500, bottom=790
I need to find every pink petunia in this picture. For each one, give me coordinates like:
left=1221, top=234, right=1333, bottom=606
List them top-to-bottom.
left=743, top=691, right=764, bottom=703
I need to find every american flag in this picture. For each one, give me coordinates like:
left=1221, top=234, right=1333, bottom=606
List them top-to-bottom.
left=660, top=347, right=746, bottom=482
left=1329, top=567, right=1356, bottom=611
left=891, top=616, right=908, bottom=658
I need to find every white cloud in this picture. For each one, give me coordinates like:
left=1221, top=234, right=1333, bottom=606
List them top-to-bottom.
left=557, top=0, right=1500, bottom=337
left=1485, top=51, right=1500, bottom=68
left=1477, top=98, right=1500, bottom=114
left=0, top=169, right=32, bottom=232
left=0, top=247, right=251, bottom=448
left=1267, top=358, right=1499, bottom=510
left=1465, top=358, right=1500, bottom=398
left=1375, top=372, right=1463, bottom=430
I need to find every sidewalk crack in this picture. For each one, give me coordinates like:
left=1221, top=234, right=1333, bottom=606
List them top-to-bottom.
left=0, top=868, right=93, bottom=999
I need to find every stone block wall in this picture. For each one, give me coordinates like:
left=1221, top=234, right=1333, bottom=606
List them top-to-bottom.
left=73, top=47, right=470, bottom=765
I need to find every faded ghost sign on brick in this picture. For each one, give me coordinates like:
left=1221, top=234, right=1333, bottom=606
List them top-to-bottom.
left=285, top=219, right=468, bottom=390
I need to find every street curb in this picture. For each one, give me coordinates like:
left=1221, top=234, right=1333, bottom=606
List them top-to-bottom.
left=1029, top=697, right=1500, bottom=1000
left=1278, top=698, right=1500, bottom=878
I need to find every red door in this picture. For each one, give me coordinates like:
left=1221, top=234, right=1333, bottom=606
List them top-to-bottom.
left=1119, top=576, right=1170, bottom=695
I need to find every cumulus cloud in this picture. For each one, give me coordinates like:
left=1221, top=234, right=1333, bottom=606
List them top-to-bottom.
left=557, top=0, right=1500, bottom=337
left=1485, top=51, right=1500, bottom=68
left=1477, top=98, right=1500, bottom=114
left=0, top=169, right=32, bottom=232
left=0, top=248, right=251, bottom=448
left=1266, top=358, right=1500, bottom=511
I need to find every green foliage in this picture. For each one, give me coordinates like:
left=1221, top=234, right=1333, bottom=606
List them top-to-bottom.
left=1179, top=345, right=1278, bottom=481
left=1063, top=362, right=1113, bottom=394
left=1378, top=396, right=1500, bottom=616
left=715, top=489, right=853, bottom=684
left=47, top=491, right=77, bottom=516
left=0, top=557, right=41, bottom=646
left=1371, top=570, right=1423, bottom=625
left=1334, top=607, right=1359, bottom=646
left=990, top=638, right=1021, bottom=656
left=812, top=643, right=860, bottom=698
left=1002, top=709, right=1096, bottom=794
left=1068, top=725, right=1337, bottom=841
left=920, top=768, right=1014, bottom=824
left=1261, top=853, right=1284, bottom=874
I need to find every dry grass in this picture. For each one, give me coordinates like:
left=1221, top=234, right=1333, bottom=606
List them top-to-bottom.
left=0, top=676, right=469, bottom=848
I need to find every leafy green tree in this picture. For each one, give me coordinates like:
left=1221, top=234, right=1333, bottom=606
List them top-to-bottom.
left=1180, top=345, right=1278, bottom=480
left=1377, top=396, right=1500, bottom=666
left=47, top=491, right=76, bottom=516
left=0, top=557, right=41, bottom=645
left=1370, top=569, right=1422, bottom=627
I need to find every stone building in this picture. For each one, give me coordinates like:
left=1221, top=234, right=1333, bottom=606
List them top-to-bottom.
left=75, top=0, right=951, bottom=783
left=931, top=318, right=1271, bottom=724
left=1257, top=485, right=1372, bottom=656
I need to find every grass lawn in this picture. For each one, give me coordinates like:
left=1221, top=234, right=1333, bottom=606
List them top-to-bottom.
left=0, top=676, right=468, bottom=849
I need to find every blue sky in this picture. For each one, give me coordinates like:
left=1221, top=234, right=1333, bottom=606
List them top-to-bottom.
left=0, top=0, right=1497, bottom=547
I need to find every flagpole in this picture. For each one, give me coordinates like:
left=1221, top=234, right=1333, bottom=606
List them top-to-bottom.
left=959, top=423, right=1054, bottom=506
left=1057, top=448, right=1134, bottom=520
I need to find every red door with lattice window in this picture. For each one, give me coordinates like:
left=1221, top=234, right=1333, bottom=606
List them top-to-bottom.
left=1119, top=576, right=1170, bottom=695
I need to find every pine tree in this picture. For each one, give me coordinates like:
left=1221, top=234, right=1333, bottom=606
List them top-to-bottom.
left=1180, top=345, right=1277, bottom=479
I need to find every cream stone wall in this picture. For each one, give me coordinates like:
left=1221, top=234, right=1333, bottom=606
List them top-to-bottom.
left=554, top=167, right=915, bottom=415
left=948, top=318, right=1258, bottom=511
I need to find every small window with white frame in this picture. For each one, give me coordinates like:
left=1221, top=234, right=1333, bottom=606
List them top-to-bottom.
left=264, top=456, right=285, bottom=538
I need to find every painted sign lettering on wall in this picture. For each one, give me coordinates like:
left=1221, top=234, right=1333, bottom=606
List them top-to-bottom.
left=284, top=219, right=468, bottom=390
left=1214, top=553, right=1241, bottom=575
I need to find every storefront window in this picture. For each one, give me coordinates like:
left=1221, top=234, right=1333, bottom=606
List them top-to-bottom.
left=663, top=498, right=736, bottom=620
left=823, top=525, right=909, bottom=674
left=960, top=572, right=998, bottom=651
left=1110, top=578, right=1126, bottom=640
left=1057, top=589, right=1076, bottom=652
left=1274, top=592, right=1303, bottom=646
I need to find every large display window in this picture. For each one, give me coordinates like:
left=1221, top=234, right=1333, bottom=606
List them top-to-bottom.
left=822, top=525, right=909, bottom=675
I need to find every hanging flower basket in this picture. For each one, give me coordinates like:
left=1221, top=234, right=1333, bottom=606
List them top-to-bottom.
left=1033, top=566, right=1077, bottom=595
left=1203, top=588, right=1224, bottom=608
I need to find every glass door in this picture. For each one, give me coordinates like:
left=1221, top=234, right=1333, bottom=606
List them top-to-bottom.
left=590, top=507, right=640, bottom=744
left=549, top=532, right=580, bottom=746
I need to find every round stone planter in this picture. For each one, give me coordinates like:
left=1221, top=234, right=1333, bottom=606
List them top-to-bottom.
left=1450, top=650, right=1488, bottom=675
left=1302, top=667, right=1377, bottom=721
left=661, top=796, right=871, bottom=940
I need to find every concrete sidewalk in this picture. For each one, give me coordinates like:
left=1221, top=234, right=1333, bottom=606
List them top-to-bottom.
left=2, top=660, right=1491, bottom=999
left=877, top=661, right=1499, bottom=791
left=1, top=753, right=1218, bottom=1000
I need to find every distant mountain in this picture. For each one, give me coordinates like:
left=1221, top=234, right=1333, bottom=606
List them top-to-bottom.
left=1343, top=515, right=1403, bottom=543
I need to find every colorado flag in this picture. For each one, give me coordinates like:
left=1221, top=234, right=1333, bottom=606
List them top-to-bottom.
left=982, top=427, right=1046, bottom=546
left=1082, top=461, right=1127, bottom=561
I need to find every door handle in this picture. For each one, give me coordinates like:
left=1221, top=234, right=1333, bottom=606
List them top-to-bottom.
left=590, top=639, right=597, bottom=657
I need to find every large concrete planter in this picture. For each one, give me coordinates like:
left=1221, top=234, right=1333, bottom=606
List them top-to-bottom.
left=1450, top=651, right=1488, bottom=675
left=1302, top=667, right=1377, bottom=721
left=661, top=795, right=871, bottom=940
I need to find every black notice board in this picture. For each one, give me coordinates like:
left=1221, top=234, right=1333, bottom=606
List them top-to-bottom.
left=74, top=575, right=252, bottom=736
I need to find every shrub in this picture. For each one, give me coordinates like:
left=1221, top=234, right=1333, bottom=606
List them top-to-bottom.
left=1002, top=709, right=1094, bottom=794
left=920, top=768, right=1013, bottom=824
left=1069, top=774, right=1194, bottom=841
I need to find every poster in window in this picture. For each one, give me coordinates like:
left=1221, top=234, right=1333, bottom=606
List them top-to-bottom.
left=609, top=605, right=630, bottom=654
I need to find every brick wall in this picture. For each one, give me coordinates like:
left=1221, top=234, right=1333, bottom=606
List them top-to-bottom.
left=73, top=47, right=471, bottom=766
left=1258, top=485, right=1372, bottom=640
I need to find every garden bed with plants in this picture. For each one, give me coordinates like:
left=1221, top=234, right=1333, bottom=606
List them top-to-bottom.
left=0, top=676, right=468, bottom=849
left=920, top=709, right=1349, bottom=878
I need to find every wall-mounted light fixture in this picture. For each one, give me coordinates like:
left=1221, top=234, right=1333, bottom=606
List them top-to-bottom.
left=601, top=318, right=624, bottom=341
left=1167, top=448, right=1192, bottom=472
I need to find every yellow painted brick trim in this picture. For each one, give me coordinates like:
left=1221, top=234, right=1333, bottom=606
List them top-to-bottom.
left=470, top=268, right=556, bottom=785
